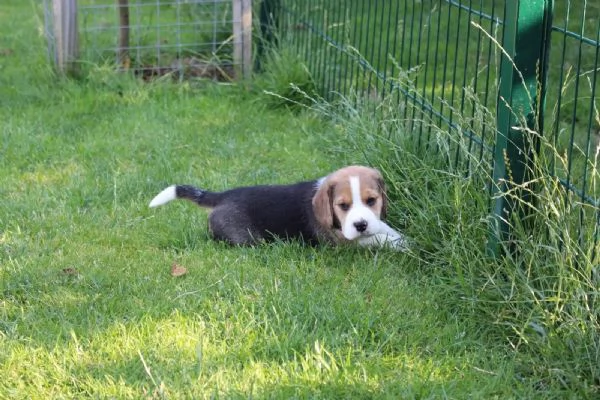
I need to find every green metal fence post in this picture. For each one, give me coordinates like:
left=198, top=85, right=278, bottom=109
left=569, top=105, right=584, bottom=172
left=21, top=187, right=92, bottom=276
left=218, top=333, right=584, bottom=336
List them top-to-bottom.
left=255, top=0, right=281, bottom=72
left=488, top=0, right=554, bottom=256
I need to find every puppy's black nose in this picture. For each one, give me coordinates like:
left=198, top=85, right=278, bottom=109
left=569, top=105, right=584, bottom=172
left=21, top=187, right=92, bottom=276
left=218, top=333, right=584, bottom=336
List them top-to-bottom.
left=354, top=220, right=368, bottom=233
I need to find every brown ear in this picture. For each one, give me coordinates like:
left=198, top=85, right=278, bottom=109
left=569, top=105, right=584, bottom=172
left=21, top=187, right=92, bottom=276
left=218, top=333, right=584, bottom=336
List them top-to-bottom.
left=378, top=177, right=388, bottom=220
left=313, top=181, right=336, bottom=228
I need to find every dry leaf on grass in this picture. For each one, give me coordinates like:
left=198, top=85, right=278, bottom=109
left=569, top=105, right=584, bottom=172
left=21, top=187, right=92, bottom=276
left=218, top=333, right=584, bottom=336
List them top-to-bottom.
left=170, top=263, right=187, bottom=277
left=62, top=267, right=79, bottom=275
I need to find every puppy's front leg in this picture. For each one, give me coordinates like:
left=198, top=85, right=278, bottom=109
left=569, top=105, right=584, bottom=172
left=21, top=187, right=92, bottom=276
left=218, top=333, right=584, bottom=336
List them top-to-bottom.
left=357, top=221, right=407, bottom=250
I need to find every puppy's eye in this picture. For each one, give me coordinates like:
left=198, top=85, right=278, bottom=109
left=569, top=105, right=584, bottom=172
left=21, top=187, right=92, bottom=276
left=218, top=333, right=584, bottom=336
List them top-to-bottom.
left=366, top=197, right=377, bottom=207
left=338, top=203, right=350, bottom=211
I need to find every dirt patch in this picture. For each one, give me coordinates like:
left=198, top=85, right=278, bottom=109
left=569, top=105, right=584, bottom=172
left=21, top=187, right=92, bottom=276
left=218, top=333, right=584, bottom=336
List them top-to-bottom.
left=133, top=57, right=235, bottom=82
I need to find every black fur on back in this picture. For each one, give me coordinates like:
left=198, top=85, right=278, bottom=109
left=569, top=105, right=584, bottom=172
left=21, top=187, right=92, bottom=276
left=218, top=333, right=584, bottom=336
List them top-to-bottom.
left=174, top=181, right=324, bottom=245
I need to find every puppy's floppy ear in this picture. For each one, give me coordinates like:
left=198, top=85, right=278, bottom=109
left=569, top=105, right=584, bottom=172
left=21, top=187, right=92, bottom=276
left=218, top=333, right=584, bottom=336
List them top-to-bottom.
left=371, top=168, right=388, bottom=220
left=378, top=177, right=388, bottom=219
left=313, top=180, right=337, bottom=229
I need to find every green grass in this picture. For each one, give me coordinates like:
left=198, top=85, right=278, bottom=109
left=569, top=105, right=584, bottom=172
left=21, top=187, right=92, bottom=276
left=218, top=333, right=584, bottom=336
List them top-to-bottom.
left=1, top=0, right=599, bottom=398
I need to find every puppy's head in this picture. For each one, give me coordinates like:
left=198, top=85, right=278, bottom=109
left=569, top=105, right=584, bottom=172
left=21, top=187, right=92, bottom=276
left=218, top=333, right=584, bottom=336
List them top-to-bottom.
left=312, top=166, right=388, bottom=241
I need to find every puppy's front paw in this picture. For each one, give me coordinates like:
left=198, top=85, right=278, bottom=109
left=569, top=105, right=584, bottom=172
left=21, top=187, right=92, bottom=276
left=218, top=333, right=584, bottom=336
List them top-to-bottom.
left=358, top=233, right=408, bottom=251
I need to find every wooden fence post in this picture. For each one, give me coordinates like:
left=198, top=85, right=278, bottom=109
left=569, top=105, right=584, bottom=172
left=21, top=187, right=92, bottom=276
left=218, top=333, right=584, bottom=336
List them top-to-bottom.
left=52, top=0, right=79, bottom=75
left=117, top=0, right=130, bottom=69
left=233, top=0, right=252, bottom=79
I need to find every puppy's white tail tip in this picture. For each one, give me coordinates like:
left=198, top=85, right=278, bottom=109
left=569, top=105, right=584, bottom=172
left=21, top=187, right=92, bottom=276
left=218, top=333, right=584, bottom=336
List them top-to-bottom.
left=149, top=185, right=177, bottom=208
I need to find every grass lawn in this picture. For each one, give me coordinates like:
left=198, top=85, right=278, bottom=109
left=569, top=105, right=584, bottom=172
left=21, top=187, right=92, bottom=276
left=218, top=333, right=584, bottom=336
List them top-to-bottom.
left=1, top=1, right=598, bottom=398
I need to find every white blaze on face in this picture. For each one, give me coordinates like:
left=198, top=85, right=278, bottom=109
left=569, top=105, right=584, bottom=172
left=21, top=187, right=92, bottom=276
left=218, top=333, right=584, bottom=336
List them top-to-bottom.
left=315, top=176, right=327, bottom=189
left=342, top=176, right=381, bottom=240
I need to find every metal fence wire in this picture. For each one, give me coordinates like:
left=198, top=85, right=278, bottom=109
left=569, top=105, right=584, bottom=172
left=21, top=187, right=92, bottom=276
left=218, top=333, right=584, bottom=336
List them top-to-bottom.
left=44, top=0, right=238, bottom=80
left=262, top=0, right=600, bottom=256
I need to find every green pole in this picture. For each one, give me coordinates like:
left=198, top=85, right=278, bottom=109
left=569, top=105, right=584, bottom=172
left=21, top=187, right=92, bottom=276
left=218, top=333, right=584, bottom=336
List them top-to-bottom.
left=255, top=0, right=281, bottom=72
left=488, top=0, right=554, bottom=256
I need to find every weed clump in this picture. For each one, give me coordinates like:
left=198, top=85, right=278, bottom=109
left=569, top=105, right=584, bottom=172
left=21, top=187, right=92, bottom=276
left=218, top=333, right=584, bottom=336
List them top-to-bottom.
left=254, top=44, right=317, bottom=110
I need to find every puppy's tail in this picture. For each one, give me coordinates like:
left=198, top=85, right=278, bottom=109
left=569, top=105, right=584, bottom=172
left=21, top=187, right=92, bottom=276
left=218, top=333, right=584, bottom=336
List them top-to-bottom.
left=149, top=185, right=221, bottom=208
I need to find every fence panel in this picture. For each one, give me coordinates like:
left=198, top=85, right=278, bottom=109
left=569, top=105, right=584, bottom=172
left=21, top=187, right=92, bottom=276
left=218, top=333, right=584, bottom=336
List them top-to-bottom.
left=44, top=0, right=246, bottom=80
left=277, top=0, right=506, bottom=164
left=547, top=2, right=600, bottom=255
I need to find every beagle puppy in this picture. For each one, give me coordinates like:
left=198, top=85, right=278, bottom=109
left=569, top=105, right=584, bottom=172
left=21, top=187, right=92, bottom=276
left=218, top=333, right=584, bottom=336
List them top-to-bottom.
left=149, top=165, right=405, bottom=250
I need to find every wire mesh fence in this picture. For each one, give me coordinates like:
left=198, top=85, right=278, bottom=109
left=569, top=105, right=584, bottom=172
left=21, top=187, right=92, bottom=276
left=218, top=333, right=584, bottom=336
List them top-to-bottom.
left=43, top=0, right=250, bottom=80
left=268, top=0, right=600, bottom=254
left=277, top=1, right=505, bottom=164
left=548, top=2, right=600, bottom=250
